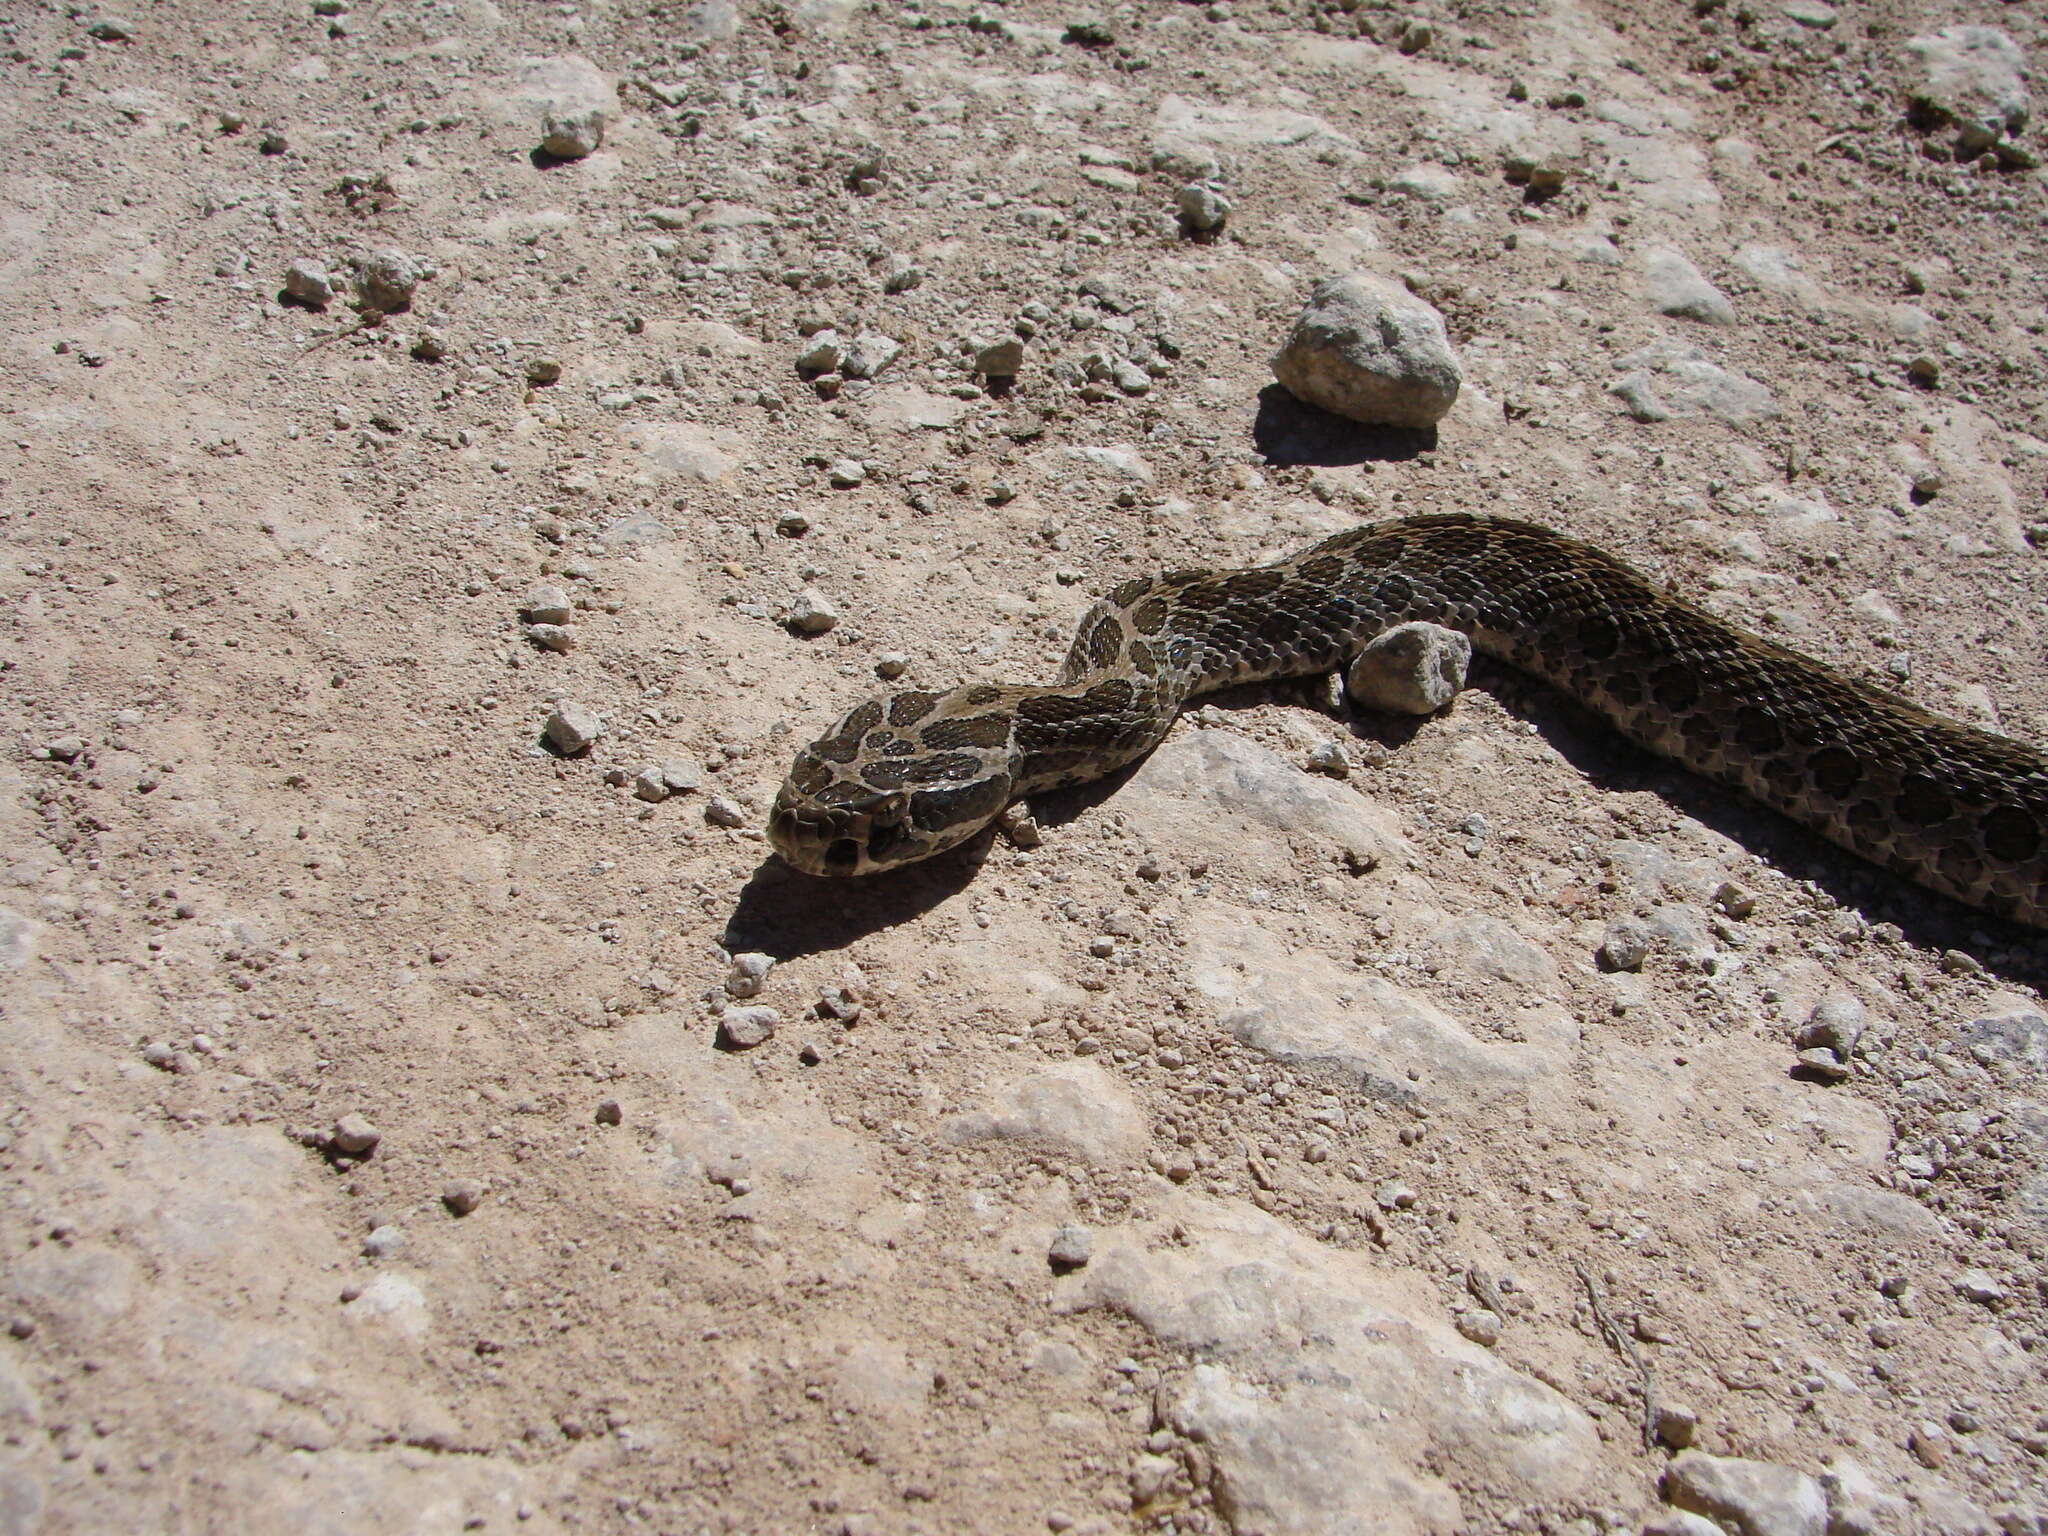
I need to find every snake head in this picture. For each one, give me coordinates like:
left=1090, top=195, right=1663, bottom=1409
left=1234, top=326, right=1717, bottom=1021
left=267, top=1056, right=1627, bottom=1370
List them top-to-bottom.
left=767, top=689, right=1020, bottom=876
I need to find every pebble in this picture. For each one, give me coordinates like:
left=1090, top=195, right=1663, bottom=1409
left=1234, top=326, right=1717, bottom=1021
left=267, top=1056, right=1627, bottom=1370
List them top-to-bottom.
left=87, top=15, right=136, bottom=41
left=540, top=107, right=606, bottom=160
left=1175, top=183, right=1230, bottom=233
left=353, top=247, right=427, bottom=313
left=282, top=260, right=334, bottom=308
left=1273, top=272, right=1461, bottom=430
left=795, top=330, right=844, bottom=374
left=840, top=332, right=900, bottom=380
left=973, top=336, right=1026, bottom=378
left=525, top=357, right=563, bottom=386
left=826, top=459, right=866, bottom=488
left=776, top=510, right=810, bottom=536
left=522, top=585, right=574, bottom=625
left=788, top=589, right=839, bottom=634
left=525, top=622, right=576, bottom=653
left=1346, top=622, right=1470, bottom=715
left=875, top=652, right=909, bottom=679
left=543, top=703, right=604, bottom=755
left=43, top=735, right=86, bottom=761
left=1306, top=741, right=1350, bottom=778
left=656, top=760, right=702, bottom=795
left=632, top=766, right=673, bottom=803
left=704, top=796, right=747, bottom=828
left=1598, top=918, right=1652, bottom=973
left=725, top=952, right=776, bottom=998
left=818, top=986, right=862, bottom=1025
left=1796, top=993, right=1866, bottom=1057
left=718, top=1004, right=779, bottom=1049
left=140, top=1040, right=182, bottom=1071
left=1795, top=1047, right=1850, bottom=1081
left=594, top=1098, right=623, bottom=1126
left=330, top=1114, right=382, bottom=1155
left=442, top=1179, right=487, bottom=1216
left=1375, top=1181, right=1417, bottom=1211
left=1047, top=1224, right=1094, bottom=1270
left=362, top=1225, right=406, bottom=1258
left=1953, top=1268, right=2007, bottom=1304
left=1456, top=1309, right=1502, bottom=1346
left=1656, top=1402, right=1699, bottom=1449
left=1662, top=1451, right=1826, bottom=1536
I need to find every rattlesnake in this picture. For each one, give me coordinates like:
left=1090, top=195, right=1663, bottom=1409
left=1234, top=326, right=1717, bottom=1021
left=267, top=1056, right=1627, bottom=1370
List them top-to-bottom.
left=769, top=513, right=2048, bottom=930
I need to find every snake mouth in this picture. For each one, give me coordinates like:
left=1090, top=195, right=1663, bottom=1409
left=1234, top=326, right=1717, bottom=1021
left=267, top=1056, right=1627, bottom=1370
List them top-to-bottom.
left=770, top=791, right=912, bottom=875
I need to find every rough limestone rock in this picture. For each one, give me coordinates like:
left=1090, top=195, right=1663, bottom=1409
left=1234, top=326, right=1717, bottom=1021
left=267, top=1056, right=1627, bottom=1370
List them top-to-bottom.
left=1906, top=27, right=2030, bottom=149
left=1645, top=247, right=1738, bottom=325
left=1272, top=272, right=1462, bottom=429
left=1347, top=621, right=1472, bottom=715
left=1060, top=1195, right=1600, bottom=1533
left=1664, top=1450, right=1827, bottom=1536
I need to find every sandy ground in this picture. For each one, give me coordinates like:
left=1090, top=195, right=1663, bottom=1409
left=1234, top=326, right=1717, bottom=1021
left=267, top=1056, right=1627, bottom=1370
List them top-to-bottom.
left=2, top=0, right=2048, bottom=1532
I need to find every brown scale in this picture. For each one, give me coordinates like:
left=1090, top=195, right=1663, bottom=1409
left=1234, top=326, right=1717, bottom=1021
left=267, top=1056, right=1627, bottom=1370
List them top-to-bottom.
left=769, top=513, right=2048, bottom=924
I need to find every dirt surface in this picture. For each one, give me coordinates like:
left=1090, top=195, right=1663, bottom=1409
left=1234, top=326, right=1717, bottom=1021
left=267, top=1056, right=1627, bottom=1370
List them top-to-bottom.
left=3, top=0, right=2048, bottom=1532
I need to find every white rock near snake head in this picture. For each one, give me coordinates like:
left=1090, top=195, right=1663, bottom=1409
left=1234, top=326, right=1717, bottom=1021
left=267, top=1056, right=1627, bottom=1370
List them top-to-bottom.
left=1272, top=271, right=1461, bottom=429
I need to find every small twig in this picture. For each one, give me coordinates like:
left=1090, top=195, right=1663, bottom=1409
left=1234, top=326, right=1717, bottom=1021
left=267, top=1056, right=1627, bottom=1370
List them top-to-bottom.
left=1575, top=1258, right=1657, bottom=1451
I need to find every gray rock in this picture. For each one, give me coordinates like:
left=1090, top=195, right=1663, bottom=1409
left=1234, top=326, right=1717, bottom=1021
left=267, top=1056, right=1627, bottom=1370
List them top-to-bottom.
left=1907, top=27, right=2030, bottom=150
left=540, top=106, right=606, bottom=158
left=1176, top=183, right=1231, bottom=232
left=354, top=247, right=428, bottom=312
left=1646, top=248, right=1738, bottom=325
left=282, top=260, right=334, bottom=307
left=1272, top=272, right=1462, bottom=430
left=795, top=330, right=844, bottom=374
left=840, top=331, right=900, bottom=380
left=973, top=335, right=1025, bottom=377
left=1609, top=338, right=1777, bottom=427
left=825, top=458, right=866, bottom=488
left=522, top=585, right=574, bottom=625
left=787, top=589, right=839, bottom=634
left=525, top=622, right=575, bottom=653
left=1346, top=622, right=1471, bottom=716
left=544, top=703, right=603, bottom=754
left=1118, top=731, right=1408, bottom=879
left=658, top=760, right=702, bottom=794
left=632, top=766, right=672, bottom=803
left=704, top=795, right=746, bottom=828
left=1598, top=918, right=1652, bottom=973
left=725, top=952, right=775, bottom=998
left=1797, top=993, right=1867, bottom=1057
left=717, top=1005, right=779, bottom=1049
left=1961, top=1010, right=2048, bottom=1071
left=942, top=1062, right=1146, bottom=1166
left=331, top=1114, right=382, bottom=1155
left=441, top=1178, right=487, bottom=1215
left=1065, top=1200, right=1599, bottom=1531
left=362, top=1224, right=406, bottom=1258
left=1047, top=1224, right=1094, bottom=1270
left=1954, top=1267, right=2007, bottom=1304
left=1455, top=1308, right=1501, bottom=1346
left=1663, top=1451, right=1826, bottom=1536
left=1818, top=1459, right=1912, bottom=1536
left=1644, top=1516, right=1725, bottom=1536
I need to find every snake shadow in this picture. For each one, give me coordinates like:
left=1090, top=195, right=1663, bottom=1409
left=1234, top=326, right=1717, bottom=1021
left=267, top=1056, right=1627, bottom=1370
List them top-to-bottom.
left=1251, top=384, right=1436, bottom=467
left=1455, top=661, right=2048, bottom=987
left=723, top=845, right=983, bottom=961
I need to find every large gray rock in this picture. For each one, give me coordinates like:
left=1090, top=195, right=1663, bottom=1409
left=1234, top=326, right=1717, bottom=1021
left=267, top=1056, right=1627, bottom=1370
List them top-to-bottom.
left=1906, top=27, right=2030, bottom=149
left=1645, top=248, right=1738, bottom=325
left=1272, top=272, right=1461, bottom=429
left=1609, top=338, right=1777, bottom=427
left=1060, top=1194, right=1600, bottom=1532
left=1664, top=1451, right=1826, bottom=1536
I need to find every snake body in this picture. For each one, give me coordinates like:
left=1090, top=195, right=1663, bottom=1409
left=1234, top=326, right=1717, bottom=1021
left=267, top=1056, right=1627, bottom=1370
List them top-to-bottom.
left=769, top=514, right=2048, bottom=929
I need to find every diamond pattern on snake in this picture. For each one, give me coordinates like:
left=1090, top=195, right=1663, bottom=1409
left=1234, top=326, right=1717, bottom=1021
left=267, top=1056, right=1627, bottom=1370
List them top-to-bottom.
left=769, top=514, right=2048, bottom=930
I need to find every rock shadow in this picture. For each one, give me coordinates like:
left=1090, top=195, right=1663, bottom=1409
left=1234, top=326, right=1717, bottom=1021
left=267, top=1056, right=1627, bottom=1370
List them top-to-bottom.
left=1251, top=384, right=1435, bottom=467
left=723, top=845, right=982, bottom=961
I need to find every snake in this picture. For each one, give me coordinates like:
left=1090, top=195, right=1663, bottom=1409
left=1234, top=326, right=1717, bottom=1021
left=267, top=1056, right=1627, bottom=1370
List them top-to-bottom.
left=768, top=513, right=2048, bottom=930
